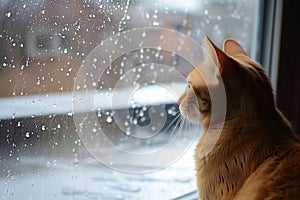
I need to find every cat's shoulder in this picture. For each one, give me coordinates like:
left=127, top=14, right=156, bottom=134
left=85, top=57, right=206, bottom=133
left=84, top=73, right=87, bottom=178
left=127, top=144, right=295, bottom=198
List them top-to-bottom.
left=235, top=142, right=300, bottom=200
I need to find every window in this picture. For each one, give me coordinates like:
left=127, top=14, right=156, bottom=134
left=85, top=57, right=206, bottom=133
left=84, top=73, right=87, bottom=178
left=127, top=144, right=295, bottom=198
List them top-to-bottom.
left=0, top=0, right=265, bottom=199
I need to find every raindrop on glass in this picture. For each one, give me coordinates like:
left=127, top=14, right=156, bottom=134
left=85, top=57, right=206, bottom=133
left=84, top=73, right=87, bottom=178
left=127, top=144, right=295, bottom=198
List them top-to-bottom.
left=5, top=11, right=12, bottom=18
left=106, top=116, right=113, bottom=123
left=151, top=126, right=156, bottom=132
left=25, top=132, right=30, bottom=138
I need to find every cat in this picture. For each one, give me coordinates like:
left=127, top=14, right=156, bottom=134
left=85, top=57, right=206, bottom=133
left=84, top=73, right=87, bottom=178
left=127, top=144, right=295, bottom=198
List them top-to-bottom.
left=178, top=36, right=300, bottom=200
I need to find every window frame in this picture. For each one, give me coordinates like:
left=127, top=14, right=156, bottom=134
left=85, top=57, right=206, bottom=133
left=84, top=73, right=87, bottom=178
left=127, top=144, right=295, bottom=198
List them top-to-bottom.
left=255, top=0, right=283, bottom=92
left=257, top=0, right=300, bottom=133
left=276, top=0, right=300, bottom=133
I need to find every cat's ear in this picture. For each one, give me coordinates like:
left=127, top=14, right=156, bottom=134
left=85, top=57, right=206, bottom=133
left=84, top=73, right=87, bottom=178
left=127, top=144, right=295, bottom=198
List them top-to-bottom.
left=205, top=36, right=232, bottom=76
left=223, top=39, right=247, bottom=56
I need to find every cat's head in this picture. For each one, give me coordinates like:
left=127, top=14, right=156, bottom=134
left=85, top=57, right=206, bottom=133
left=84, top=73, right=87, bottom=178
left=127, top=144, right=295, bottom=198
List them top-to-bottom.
left=178, top=37, right=275, bottom=129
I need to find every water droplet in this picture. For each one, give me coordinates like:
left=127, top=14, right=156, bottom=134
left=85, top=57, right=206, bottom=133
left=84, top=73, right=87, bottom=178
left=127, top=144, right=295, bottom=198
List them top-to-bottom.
left=5, top=11, right=11, bottom=18
left=145, top=12, right=150, bottom=19
left=153, top=21, right=159, bottom=26
left=155, top=52, right=160, bottom=58
left=139, top=111, right=144, bottom=117
left=106, top=116, right=112, bottom=123
left=133, top=118, right=138, bottom=125
left=124, top=121, right=129, bottom=126
left=25, top=132, right=30, bottom=138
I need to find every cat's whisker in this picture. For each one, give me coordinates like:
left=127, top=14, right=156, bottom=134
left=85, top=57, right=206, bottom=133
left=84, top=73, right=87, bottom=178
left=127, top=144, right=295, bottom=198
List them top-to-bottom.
left=174, top=110, right=181, bottom=115
left=163, top=113, right=181, bottom=133
left=175, top=114, right=183, bottom=129
left=173, top=115, right=182, bottom=134
left=178, top=115, right=186, bottom=135
left=184, top=116, right=189, bottom=133
left=170, top=117, right=182, bottom=137
left=187, top=117, right=192, bottom=129
left=167, top=121, right=184, bottom=145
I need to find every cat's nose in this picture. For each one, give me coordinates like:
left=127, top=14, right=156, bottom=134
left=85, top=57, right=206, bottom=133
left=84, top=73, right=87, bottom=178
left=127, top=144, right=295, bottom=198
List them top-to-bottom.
left=177, top=100, right=181, bottom=106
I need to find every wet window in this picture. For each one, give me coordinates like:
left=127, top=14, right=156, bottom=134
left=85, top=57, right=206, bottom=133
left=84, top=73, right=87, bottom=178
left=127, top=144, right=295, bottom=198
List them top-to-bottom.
left=1, top=0, right=259, bottom=199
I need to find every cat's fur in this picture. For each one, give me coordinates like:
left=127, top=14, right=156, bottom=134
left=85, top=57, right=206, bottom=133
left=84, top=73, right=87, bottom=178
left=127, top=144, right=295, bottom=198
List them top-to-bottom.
left=178, top=37, right=300, bottom=200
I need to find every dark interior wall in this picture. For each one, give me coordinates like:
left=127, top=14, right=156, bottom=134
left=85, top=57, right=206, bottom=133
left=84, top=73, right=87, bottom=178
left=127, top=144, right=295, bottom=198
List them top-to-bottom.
left=276, top=0, right=300, bottom=133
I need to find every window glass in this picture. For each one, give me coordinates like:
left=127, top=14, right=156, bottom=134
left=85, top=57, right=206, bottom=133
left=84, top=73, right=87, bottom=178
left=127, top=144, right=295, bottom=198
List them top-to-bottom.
left=0, top=0, right=259, bottom=199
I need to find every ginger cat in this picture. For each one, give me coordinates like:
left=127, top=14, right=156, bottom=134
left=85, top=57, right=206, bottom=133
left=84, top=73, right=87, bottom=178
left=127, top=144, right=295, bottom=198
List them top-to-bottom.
left=178, top=37, right=300, bottom=200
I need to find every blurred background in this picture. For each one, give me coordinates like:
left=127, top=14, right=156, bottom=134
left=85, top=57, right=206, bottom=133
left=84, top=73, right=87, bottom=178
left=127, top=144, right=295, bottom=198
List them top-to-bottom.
left=0, top=0, right=299, bottom=199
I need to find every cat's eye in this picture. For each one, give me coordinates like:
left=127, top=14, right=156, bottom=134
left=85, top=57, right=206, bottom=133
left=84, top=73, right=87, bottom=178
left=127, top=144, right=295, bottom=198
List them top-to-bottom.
left=187, top=82, right=192, bottom=89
